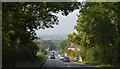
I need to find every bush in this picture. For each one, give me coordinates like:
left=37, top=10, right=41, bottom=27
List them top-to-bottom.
left=2, top=41, right=39, bottom=67
left=94, top=45, right=113, bottom=64
left=79, top=46, right=86, bottom=60
left=85, top=47, right=97, bottom=63
left=74, top=50, right=80, bottom=57
left=37, top=53, right=47, bottom=65
left=37, top=53, right=46, bottom=60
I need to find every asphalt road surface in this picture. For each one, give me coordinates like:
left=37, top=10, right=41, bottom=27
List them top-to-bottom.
left=42, top=51, right=99, bottom=69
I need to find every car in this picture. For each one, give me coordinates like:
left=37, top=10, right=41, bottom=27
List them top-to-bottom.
left=51, top=51, right=55, bottom=55
left=50, top=53, right=55, bottom=59
left=50, top=54, right=55, bottom=59
left=57, top=54, right=61, bottom=57
left=59, top=55, right=64, bottom=60
left=63, top=56, right=70, bottom=62
left=74, top=57, right=79, bottom=62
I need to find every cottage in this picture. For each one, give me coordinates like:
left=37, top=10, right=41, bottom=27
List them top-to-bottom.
left=65, top=42, right=80, bottom=60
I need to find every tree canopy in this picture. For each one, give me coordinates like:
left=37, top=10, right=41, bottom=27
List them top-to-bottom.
left=2, top=2, right=81, bottom=67
left=67, top=2, right=120, bottom=65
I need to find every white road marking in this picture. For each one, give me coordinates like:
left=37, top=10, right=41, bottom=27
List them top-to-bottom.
left=66, top=65, right=71, bottom=67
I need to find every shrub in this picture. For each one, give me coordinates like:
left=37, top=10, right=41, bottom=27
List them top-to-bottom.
left=2, top=41, right=39, bottom=67
left=94, top=45, right=113, bottom=64
left=79, top=46, right=86, bottom=60
left=85, top=47, right=97, bottom=63
left=37, top=53, right=47, bottom=64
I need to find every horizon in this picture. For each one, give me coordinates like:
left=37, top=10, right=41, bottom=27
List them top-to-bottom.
left=35, top=9, right=79, bottom=36
left=37, top=34, right=68, bottom=40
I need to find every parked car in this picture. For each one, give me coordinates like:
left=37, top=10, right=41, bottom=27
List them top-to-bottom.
left=57, top=53, right=61, bottom=57
left=59, top=55, right=64, bottom=60
left=63, top=56, right=70, bottom=62
left=74, top=57, right=79, bottom=62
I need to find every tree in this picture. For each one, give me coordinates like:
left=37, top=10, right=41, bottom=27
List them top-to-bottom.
left=2, top=2, right=81, bottom=66
left=73, top=2, right=120, bottom=64
left=55, top=40, right=67, bottom=53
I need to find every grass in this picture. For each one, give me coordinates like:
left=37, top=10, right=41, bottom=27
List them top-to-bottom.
left=77, top=61, right=116, bottom=67
left=77, top=61, right=88, bottom=64
left=98, top=64, right=113, bottom=67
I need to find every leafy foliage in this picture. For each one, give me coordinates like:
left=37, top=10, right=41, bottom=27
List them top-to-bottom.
left=2, top=2, right=80, bottom=67
left=67, top=2, right=120, bottom=65
left=56, top=40, right=67, bottom=50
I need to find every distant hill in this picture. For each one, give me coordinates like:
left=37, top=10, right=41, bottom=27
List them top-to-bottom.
left=38, top=34, right=68, bottom=40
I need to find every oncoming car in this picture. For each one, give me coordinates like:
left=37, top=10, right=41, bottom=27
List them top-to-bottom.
left=50, top=51, right=55, bottom=59
left=50, top=54, right=55, bottom=59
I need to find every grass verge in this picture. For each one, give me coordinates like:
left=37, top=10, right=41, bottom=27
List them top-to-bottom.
left=77, top=61, right=117, bottom=67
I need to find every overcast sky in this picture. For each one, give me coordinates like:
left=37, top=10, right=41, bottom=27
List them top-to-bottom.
left=35, top=9, right=80, bottom=36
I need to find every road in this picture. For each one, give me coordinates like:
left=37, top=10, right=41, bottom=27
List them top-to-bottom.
left=42, top=51, right=99, bottom=69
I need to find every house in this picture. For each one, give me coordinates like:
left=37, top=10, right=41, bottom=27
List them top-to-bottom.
left=65, top=42, right=80, bottom=60
left=68, top=43, right=77, bottom=51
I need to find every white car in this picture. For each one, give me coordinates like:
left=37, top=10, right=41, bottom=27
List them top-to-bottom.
left=58, top=54, right=61, bottom=57
left=59, top=55, right=64, bottom=60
